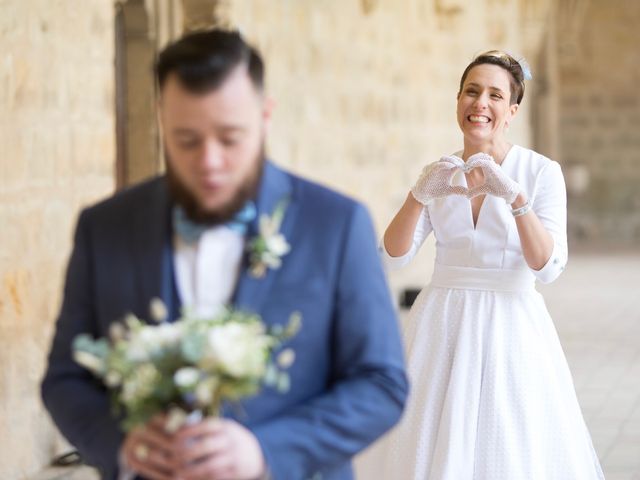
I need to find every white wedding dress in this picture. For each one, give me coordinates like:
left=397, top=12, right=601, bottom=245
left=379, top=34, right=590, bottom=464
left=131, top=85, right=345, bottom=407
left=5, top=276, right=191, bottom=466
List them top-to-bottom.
left=356, top=145, right=604, bottom=480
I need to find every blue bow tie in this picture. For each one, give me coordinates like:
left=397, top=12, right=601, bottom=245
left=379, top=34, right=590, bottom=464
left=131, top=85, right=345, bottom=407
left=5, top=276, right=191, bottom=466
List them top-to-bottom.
left=173, top=202, right=257, bottom=243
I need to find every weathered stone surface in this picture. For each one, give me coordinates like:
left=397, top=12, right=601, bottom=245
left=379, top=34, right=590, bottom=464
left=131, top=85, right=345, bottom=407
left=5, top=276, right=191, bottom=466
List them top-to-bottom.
left=218, top=0, right=538, bottom=293
left=555, top=0, right=640, bottom=245
left=0, top=1, right=115, bottom=478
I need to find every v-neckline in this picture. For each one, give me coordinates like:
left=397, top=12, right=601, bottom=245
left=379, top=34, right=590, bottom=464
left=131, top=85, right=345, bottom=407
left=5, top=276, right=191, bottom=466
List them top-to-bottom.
left=458, top=145, right=516, bottom=232
left=460, top=170, right=488, bottom=231
left=469, top=195, right=486, bottom=230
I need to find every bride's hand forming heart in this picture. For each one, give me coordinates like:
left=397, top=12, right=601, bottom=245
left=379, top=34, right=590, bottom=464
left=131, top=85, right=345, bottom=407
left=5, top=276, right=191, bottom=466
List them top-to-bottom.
left=411, top=153, right=522, bottom=205
left=465, top=153, right=522, bottom=204
left=410, top=158, right=468, bottom=205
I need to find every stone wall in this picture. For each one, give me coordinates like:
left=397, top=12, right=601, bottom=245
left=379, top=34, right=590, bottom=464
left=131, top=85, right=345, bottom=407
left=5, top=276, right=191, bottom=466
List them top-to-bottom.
left=214, top=0, right=541, bottom=293
left=555, top=0, right=640, bottom=245
left=0, top=1, right=115, bottom=478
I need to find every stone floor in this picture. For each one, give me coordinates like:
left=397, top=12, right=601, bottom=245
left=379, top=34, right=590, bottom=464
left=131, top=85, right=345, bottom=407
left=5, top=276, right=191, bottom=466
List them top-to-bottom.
left=31, top=253, right=640, bottom=480
left=537, top=253, right=640, bottom=480
left=28, top=466, right=98, bottom=480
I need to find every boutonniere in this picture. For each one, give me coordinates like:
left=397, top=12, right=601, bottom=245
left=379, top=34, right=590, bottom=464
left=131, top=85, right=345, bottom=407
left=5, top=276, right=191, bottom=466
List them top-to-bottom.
left=247, top=199, right=291, bottom=278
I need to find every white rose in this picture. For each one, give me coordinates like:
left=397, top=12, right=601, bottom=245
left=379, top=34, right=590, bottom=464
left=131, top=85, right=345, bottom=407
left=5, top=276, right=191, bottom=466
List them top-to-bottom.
left=266, top=234, right=291, bottom=257
left=263, top=251, right=283, bottom=269
left=155, top=323, right=182, bottom=347
left=203, top=323, right=270, bottom=378
left=128, top=324, right=181, bottom=361
left=136, top=327, right=158, bottom=348
left=126, top=329, right=155, bottom=362
left=125, top=340, right=150, bottom=362
left=121, top=363, right=158, bottom=404
left=174, top=367, right=200, bottom=390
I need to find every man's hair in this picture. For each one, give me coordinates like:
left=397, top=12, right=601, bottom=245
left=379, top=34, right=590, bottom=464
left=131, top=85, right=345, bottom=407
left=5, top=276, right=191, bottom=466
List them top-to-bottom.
left=155, top=29, right=264, bottom=94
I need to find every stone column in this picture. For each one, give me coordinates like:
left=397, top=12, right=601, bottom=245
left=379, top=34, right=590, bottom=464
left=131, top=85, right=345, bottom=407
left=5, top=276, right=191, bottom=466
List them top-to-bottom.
left=115, top=0, right=160, bottom=188
left=181, top=0, right=231, bottom=31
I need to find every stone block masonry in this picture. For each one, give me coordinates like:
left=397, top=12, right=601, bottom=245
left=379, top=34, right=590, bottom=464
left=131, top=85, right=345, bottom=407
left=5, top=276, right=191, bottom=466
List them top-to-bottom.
left=0, top=1, right=115, bottom=478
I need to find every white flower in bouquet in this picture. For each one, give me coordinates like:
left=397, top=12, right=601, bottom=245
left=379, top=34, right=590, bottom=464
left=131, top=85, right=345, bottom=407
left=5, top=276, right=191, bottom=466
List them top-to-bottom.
left=149, top=297, right=169, bottom=323
left=72, top=301, right=301, bottom=431
left=109, top=322, right=126, bottom=342
left=125, top=322, right=182, bottom=362
left=203, top=322, right=272, bottom=378
left=141, top=323, right=182, bottom=350
left=72, top=350, right=105, bottom=375
left=121, top=363, right=161, bottom=404
left=174, top=367, right=200, bottom=390
left=105, top=371, right=123, bottom=388
left=195, top=376, right=219, bottom=406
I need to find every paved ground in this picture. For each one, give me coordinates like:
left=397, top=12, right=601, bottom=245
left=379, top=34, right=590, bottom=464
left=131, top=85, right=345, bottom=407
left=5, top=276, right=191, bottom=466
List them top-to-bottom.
left=538, top=253, right=640, bottom=480
left=28, top=466, right=97, bottom=480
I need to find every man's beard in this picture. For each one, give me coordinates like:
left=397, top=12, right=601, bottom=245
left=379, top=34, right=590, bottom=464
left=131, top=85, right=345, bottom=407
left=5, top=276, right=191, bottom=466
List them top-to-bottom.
left=166, top=147, right=265, bottom=226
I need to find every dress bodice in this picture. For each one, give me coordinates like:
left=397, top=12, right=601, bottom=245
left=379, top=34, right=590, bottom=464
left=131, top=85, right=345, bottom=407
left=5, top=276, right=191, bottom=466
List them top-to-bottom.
left=382, top=145, right=568, bottom=284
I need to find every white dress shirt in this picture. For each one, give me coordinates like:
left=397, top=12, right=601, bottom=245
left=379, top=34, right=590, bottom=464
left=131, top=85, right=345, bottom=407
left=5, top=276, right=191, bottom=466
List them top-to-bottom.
left=119, top=225, right=245, bottom=480
left=173, top=225, right=246, bottom=316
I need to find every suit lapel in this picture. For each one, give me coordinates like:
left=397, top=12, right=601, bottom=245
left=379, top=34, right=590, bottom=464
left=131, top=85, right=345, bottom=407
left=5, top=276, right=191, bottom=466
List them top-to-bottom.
left=233, top=161, right=297, bottom=316
left=127, top=166, right=295, bottom=322
left=129, top=178, right=180, bottom=322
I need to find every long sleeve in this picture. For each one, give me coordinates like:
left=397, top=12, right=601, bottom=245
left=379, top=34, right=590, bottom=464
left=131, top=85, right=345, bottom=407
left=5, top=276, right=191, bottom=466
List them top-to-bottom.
left=528, top=161, right=568, bottom=284
left=251, top=204, right=408, bottom=480
left=379, top=206, right=433, bottom=270
left=41, top=210, right=124, bottom=480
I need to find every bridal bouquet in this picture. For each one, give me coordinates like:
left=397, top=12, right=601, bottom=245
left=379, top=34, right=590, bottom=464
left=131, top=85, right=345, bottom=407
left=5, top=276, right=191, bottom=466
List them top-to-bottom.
left=72, top=300, right=300, bottom=431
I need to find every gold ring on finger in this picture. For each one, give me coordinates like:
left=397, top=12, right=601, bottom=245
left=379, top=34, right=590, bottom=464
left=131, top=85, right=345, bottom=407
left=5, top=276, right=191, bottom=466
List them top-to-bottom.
left=134, top=443, right=149, bottom=461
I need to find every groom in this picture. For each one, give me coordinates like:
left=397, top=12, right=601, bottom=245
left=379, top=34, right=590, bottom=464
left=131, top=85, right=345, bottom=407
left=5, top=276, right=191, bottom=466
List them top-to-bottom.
left=41, top=29, right=407, bottom=480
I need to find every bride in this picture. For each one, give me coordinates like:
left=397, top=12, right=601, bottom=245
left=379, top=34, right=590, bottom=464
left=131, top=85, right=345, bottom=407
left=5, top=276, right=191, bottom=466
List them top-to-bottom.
left=357, top=50, right=604, bottom=479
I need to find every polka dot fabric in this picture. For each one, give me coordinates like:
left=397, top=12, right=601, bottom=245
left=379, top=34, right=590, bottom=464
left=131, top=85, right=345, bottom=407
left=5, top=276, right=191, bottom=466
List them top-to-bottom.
left=356, top=146, right=603, bottom=479
left=357, top=283, right=604, bottom=480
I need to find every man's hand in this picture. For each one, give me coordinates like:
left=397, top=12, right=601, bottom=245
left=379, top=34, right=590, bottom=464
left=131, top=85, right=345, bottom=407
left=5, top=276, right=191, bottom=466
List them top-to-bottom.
left=122, top=414, right=177, bottom=480
left=173, top=418, right=266, bottom=480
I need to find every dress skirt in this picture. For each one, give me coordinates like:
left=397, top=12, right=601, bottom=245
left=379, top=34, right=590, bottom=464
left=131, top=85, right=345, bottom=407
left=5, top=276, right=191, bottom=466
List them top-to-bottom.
left=355, top=264, right=604, bottom=480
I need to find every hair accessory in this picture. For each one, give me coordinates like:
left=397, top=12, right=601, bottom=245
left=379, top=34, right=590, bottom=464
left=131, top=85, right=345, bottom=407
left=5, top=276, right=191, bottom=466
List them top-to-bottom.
left=478, top=50, right=532, bottom=81
left=502, top=50, right=532, bottom=81
left=504, top=50, right=532, bottom=81
left=516, top=56, right=532, bottom=81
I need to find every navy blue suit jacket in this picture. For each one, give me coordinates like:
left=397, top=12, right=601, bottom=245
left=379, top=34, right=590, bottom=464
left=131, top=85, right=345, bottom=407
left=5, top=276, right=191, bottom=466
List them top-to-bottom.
left=42, top=161, right=408, bottom=480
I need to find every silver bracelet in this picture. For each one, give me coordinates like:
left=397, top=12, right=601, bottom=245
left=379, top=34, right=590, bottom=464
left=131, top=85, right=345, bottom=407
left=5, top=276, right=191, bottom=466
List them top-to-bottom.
left=511, top=200, right=532, bottom=217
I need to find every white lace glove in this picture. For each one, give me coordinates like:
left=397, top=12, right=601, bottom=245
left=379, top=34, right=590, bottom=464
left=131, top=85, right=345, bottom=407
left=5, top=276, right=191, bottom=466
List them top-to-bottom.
left=466, top=152, right=522, bottom=204
left=410, top=157, right=468, bottom=205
